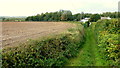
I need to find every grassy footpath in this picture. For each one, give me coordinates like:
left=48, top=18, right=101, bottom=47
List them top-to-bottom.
left=65, top=22, right=106, bottom=66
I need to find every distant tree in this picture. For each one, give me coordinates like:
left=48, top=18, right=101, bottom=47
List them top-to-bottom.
left=26, top=10, right=119, bottom=22
left=61, top=10, right=72, bottom=21
left=61, top=12, right=67, bottom=21
left=101, top=12, right=118, bottom=18
left=118, top=12, right=120, bottom=18
left=73, top=13, right=81, bottom=21
left=84, top=13, right=92, bottom=18
left=35, top=14, right=41, bottom=21
left=89, top=14, right=101, bottom=22
left=25, top=16, right=33, bottom=21
left=2, top=18, right=6, bottom=21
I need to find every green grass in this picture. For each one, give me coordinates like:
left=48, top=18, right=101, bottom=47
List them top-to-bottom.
left=65, top=22, right=107, bottom=66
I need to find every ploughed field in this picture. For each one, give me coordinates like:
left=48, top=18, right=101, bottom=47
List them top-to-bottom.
left=2, top=22, right=75, bottom=47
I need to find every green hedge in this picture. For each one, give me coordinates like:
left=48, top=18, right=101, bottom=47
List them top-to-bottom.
left=95, top=19, right=120, bottom=66
left=2, top=24, right=85, bottom=67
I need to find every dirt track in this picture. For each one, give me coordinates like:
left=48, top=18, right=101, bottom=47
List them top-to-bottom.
left=2, top=22, right=76, bottom=47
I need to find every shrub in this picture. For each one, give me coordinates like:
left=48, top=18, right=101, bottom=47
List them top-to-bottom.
left=95, top=19, right=120, bottom=66
left=2, top=24, right=85, bottom=67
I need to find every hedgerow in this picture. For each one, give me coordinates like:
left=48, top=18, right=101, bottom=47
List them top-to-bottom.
left=95, top=19, right=120, bottom=66
left=2, top=24, right=85, bottom=67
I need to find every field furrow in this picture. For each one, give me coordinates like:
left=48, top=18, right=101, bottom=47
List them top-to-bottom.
left=2, top=22, right=76, bottom=47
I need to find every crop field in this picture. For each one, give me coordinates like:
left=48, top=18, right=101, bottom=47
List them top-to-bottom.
left=2, top=22, right=76, bottom=47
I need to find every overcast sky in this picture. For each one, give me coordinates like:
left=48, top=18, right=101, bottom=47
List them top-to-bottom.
left=0, top=0, right=119, bottom=16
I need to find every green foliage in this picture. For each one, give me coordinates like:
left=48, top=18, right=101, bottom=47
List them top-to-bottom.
left=25, top=10, right=119, bottom=22
left=26, top=10, right=68, bottom=21
left=61, top=10, right=72, bottom=21
left=25, top=11, right=93, bottom=22
left=101, top=12, right=119, bottom=18
left=72, top=13, right=92, bottom=21
left=89, top=14, right=101, bottom=22
left=2, top=17, right=26, bottom=22
left=95, top=19, right=120, bottom=66
left=2, top=24, right=85, bottom=67
left=66, top=24, right=97, bottom=66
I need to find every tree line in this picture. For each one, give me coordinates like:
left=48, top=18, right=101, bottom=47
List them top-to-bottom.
left=1, top=10, right=119, bottom=22
left=25, top=10, right=119, bottom=22
left=25, top=10, right=92, bottom=21
left=1, top=16, right=26, bottom=22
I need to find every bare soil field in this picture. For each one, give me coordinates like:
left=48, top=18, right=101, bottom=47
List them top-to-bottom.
left=1, top=22, right=76, bottom=48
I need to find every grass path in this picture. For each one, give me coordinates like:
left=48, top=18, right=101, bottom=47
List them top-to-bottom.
left=65, top=23, right=105, bottom=66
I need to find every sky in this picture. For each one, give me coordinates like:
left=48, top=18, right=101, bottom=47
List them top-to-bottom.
left=0, top=0, right=119, bottom=16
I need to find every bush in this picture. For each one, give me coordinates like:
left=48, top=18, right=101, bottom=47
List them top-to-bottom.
left=89, top=14, right=101, bottom=22
left=95, top=19, right=120, bottom=66
left=2, top=24, right=85, bottom=67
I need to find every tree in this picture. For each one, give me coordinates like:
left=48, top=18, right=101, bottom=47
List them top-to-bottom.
left=61, top=10, right=72, bottom=21
left=101, top=12, right=118, bottom=18
left=73, top=13, right=81, bottom=21
left=89, top=14, right=101, bottom=22
left=2, top=18, right=6, bottom=21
